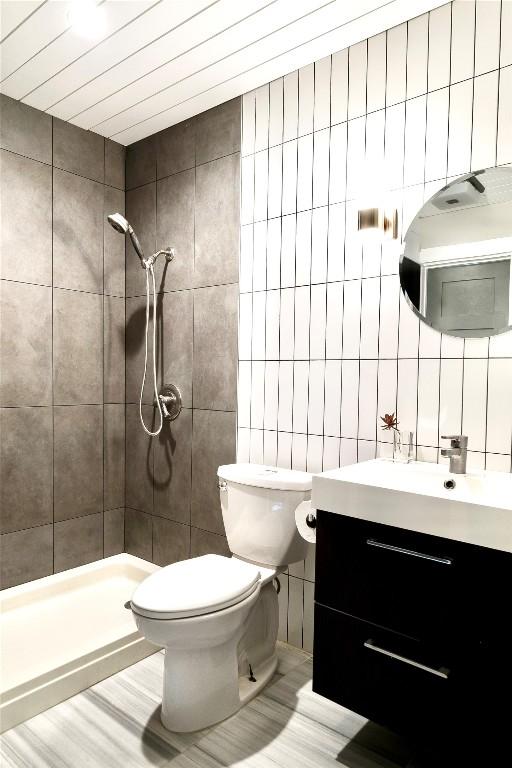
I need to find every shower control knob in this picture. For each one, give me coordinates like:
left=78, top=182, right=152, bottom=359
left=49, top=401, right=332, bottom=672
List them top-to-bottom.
left=157, top=383, right=182, bottom=421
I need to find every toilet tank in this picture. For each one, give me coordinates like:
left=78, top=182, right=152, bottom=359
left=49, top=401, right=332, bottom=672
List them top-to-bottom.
left=217, top=464, right=312, bottom=568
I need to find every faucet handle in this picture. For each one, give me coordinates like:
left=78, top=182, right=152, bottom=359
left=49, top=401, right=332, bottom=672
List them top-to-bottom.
left=441, top=435, right=468, bottom=448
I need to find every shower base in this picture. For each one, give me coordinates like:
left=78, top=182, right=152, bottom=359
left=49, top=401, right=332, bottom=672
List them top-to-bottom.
left=0, top=554, right=159, bottom=733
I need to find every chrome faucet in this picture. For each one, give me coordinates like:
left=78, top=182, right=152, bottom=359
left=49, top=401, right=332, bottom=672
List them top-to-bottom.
left=441, top=435, right=468, bottom=474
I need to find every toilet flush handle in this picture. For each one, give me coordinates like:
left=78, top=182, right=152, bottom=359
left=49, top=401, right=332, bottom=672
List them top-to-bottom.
left=217, top=479, right=227, bottom=491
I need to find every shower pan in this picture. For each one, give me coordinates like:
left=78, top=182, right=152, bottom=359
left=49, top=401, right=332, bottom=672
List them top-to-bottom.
left=107, top=213, right=181, bottom=436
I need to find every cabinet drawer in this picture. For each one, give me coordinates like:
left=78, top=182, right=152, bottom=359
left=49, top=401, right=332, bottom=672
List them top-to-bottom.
left=315, top=511, right=510, bottom=642
left=312, top=604, right=480, bottom=744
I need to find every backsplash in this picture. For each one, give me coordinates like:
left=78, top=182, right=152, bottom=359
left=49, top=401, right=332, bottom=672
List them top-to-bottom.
left=237, top=0, right=512, bottom=650
left=0, top=95, right=126, bottom=588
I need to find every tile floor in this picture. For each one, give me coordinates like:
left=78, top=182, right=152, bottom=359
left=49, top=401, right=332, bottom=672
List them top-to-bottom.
left=0, top=643, right=412, bottom=768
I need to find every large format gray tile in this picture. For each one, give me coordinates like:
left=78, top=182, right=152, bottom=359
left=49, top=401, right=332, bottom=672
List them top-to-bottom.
left=0, top=94, right=52, bottom=164
left=195, top=98, right=241, bottom=166
left=53, top=118, right=104, bottom=183
left=156, top=118, right=195, bottom=179
left=126, top=136, right=156, bottom=190
left=105, top=139, right=125, bottom=190
left=0, top=149, right=52, bottom=284
left=194, top=153, right=240, bottom=287
left=53, top=168, right=104, bottom=293
left=156, top=169, right=195, bottom=292
left=125, top=183, right=156, bottom=297
left=104, top=185, right=125, bottom=296
left=0, top=281, right=52, bottom=407
left=193, top=284, right=238, bottom=410
left=53, top=289, right=103, bottom=405
left=127, top=289, right=192, bottom=408
left=157, top=289, right=193, bottom=406
left=104, top=295, right=125, bottom=403
left=125, top=295, right=153, bottom=405
left=104, top=404, right=125, bottom=511
left=53, top=405, right=103, bottom=522
left=125, top=405, right=154, bottom=514
left=0, top=407, right=53, bottom=534
left=154, top=407, right=192, bottom=523
left=191, top=409, right=236, bottom=535
left=104, top=508, right=124, bottom=556
left=125, top=508, right=152, bottom=560
left=54, top=513, right=103, bottom=573
left=152, top=516, right=190, bottom=566
left=0, top=524, right=53, bottom=589
left=190, top=527, right=231, bottom=558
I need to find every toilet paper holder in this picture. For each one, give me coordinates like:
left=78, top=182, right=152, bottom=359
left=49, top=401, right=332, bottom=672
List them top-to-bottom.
left=295, top=499, right=317, bottom=543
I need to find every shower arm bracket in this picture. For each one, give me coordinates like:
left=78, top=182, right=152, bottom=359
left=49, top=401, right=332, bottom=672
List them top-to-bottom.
left=142, top=247, right=175, bottom=270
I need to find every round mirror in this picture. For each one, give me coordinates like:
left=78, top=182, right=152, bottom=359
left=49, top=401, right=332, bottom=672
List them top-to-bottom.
left=400, top=167, right=512, bottom=338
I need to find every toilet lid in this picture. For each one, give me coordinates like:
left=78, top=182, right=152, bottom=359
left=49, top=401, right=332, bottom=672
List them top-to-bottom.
left=130, top=555, right=261, bottom=620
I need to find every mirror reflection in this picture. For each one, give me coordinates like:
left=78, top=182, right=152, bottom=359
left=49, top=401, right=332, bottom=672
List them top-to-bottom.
left=400, top=167, right=512, bottom=338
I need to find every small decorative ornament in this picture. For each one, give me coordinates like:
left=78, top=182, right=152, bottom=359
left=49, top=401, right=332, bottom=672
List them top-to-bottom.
left=379, top=413, right=413, bottom=463
left=380, top=413, right=399, bottom=431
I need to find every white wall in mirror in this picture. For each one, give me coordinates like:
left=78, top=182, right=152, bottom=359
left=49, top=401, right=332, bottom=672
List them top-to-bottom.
left=237, top=0, right=512, bottom=651
left=402, top=167, right=512, bottom=335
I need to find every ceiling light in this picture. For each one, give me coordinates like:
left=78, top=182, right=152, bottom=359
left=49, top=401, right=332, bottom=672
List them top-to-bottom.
left=69, top=0, right=106, bottom=41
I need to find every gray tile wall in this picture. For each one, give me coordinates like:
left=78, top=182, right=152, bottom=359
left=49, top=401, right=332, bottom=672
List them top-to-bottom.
left=0, top=94, right=126, bottom=589
left=124, top=98, right=240, bottom=565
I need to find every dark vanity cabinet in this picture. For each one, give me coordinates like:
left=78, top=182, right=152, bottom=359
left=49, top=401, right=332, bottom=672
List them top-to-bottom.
left=313, top=511, right=512, bottom=764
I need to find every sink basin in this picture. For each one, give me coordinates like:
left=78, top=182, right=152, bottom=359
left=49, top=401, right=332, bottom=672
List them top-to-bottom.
left=312, top=459, right=512, bottom=553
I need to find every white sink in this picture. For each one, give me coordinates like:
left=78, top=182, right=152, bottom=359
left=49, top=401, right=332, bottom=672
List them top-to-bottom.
left=312, top=459, right=512, bottom=553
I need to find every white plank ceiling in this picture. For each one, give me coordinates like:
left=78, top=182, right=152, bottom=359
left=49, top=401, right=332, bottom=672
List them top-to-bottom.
left=0, top=0, right=445, bottom=145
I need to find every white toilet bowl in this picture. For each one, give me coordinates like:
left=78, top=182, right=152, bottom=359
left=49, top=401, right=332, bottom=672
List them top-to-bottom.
left=131, top=463, right=312, bottom=733
left=131, top=554, right=277, bottom=732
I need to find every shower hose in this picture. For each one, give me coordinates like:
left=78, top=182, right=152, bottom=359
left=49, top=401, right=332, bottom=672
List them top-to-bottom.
left=140, top=264, right=164, bottom=437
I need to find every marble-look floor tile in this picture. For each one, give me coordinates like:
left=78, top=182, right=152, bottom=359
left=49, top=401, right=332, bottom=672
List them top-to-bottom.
left=275, top=640, right=311, bottom=676
left=0, top=644, right=405, bottom=768
left=264, top=661, right=408, bottom=765
left=193, top=677, right=354, bottom=768
left=167, top=747, right=224, bottom=767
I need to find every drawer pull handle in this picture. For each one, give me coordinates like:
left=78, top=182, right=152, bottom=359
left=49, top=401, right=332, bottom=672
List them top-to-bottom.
left=366, top=539, right=453, bottom=566
left=364, top=639, right=450, bottom=679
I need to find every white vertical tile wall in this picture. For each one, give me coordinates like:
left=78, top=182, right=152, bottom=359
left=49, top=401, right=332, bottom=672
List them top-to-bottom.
left=238, top=1, right=512, bottom=651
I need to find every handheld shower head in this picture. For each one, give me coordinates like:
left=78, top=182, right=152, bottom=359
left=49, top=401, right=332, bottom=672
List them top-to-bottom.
left=107, top=212, right=145, bottom=264
left=107, top=212, right=129, bottom=234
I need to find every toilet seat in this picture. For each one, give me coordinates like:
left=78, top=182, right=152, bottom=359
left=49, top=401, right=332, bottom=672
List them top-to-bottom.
left=131, top=554, right=262, bottom=620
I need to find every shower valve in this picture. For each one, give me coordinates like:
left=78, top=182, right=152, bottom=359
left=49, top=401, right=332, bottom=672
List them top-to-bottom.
left=156, top=383, right=182, bottom=421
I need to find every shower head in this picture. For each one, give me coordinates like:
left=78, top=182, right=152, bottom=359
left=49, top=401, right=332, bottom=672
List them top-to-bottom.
left=107, top=212, right=145, bottom=264
left=107, top=212, right=129, bottom=234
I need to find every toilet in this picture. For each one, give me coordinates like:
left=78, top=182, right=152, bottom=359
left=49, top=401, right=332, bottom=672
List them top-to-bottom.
left=130, top=463, right=312, bottom=733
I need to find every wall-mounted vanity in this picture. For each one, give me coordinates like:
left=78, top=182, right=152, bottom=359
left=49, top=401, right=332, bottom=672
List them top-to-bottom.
left=312, top=168, right=512, bottom=766
left=311, top=459, right=512, bottom=765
